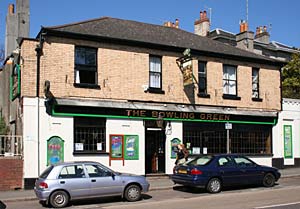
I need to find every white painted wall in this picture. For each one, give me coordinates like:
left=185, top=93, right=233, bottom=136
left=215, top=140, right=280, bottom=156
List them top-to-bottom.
left=273, top=98, right=300, bottom=165
left=106, top=118, right=145, bottom=175
left=165, top=121, right=183, bottom=174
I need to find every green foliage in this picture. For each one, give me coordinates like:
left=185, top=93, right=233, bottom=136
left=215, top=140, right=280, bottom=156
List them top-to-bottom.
left=282, top=53, right=300, bottom=99
left=0, top=115, right=9, bottom=135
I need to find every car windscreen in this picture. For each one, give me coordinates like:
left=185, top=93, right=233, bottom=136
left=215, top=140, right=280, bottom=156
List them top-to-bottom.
left=187, top=156, right=213, bottom=166
left=39, top=165, right=54, bottom=179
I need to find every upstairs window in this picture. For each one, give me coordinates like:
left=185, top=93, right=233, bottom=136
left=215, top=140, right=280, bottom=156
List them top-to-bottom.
left=74, top=46, right=98, bottom=87
left=149, top=56, right=162, bottom=90
left=198, top=61, right=209, bottom=97
left=223, top=65, right=237, bottom=96
left=252, top=68, right=260, bottom=99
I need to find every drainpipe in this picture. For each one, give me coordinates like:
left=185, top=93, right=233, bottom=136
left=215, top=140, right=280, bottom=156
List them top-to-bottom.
left=35, top=31, right=45, bottom=175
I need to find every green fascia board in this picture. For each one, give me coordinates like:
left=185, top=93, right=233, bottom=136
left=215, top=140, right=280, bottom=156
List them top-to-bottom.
left=52, top=107, right=277, bottom=125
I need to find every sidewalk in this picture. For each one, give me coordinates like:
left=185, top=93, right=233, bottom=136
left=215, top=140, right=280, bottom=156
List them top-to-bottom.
left=0, top=167, right=299, bottom=203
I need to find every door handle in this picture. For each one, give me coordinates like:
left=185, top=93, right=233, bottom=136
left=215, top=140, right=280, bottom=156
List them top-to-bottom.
left=91, top=179, right=96, bottom=182
left=60, top=181, right=65, bottom=184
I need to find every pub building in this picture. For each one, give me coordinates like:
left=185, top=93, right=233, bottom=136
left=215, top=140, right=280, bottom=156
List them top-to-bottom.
left=1, top=15, right=284, bottom=187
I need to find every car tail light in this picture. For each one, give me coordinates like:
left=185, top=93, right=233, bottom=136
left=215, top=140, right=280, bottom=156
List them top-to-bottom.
left=190, top=168, right=203, bottom=175
left=39, top=182, right=48, bottom=189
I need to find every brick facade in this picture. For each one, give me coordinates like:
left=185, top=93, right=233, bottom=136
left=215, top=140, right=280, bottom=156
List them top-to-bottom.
left=20, top=37, right=281, bottom=112
left=0, top=158, right=23, bottom=190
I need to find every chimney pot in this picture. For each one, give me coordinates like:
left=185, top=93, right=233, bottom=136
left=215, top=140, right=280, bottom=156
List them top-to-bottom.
left=8, top=4, right=15, bottom=15
left=200, top=11, right=203, bottom=20
left=203, top=11, right=207, bottom=19
left=175, top=19, right=179, bottom=28
left=263, top=25, right=267, bottom=32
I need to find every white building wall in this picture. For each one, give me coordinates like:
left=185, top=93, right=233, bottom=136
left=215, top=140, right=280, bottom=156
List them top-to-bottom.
left=23, top=98, right=147, bottom=178
left=273, top=98, right=300, bottom=166
left=106, top=118, right=145, bottom=175
left=165, top=122, right=183, bottom=174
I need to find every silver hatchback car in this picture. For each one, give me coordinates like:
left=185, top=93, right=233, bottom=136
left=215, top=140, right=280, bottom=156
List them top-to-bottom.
left=34, top=161, right=150, bottom=208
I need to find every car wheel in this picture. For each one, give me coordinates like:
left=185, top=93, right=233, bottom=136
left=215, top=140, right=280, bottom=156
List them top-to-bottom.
left=263, top=173, right=275, bottom=187
left=206, top=178, right=222, bottom=193
left=124, top=185, right=141, bottom=202
left=49, top=190, right=69, bottom=208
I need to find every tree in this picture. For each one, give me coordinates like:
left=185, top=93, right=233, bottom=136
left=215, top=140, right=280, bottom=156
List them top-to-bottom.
left=282, top=53, right=300, bottom=99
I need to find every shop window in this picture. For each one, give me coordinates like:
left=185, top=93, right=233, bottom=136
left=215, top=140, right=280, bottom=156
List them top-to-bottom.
left=74, top=46, right=99, bottom=88
left=148, top=55, right=164, bottom=93
left=198, top=61, right=210, bottom=98
left=223, top=65, right=240, bottom=100
left=74, top=117, right=106, bottom=153
left=183, top=123, right=271, bottom=155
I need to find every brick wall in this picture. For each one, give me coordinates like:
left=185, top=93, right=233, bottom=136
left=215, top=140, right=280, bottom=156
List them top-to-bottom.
left=20, top=37, right=281, bottom=111
left=0, top=158, right=23, bottom=190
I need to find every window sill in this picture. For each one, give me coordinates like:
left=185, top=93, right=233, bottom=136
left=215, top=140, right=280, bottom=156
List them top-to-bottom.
left=73, top=83, right=101, bottom=89
left=146, top=88, right=165, bottom=94
left=197, top=93, right=210, bottom=98
left=222, top=94, right=241, bottom=100
left=252, top=98, right=263, bottom=102
left=73, top=151, right=109, bottom=155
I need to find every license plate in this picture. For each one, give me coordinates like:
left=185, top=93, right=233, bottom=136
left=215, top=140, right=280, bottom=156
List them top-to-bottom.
left=178, top=169, right=187, bottom=174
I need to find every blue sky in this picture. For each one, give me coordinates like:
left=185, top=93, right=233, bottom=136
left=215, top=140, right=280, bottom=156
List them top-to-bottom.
left=0, top=0, right=300, bottom=48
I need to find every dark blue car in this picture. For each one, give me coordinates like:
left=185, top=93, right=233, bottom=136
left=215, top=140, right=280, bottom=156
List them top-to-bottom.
left=172, top=154, right=281, bottom=193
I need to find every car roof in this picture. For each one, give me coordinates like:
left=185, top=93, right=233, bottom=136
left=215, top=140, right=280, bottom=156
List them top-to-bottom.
left=53, top=161, right=100, bottom=166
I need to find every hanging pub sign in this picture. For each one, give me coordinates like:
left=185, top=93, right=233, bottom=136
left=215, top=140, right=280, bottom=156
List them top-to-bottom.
left=182, top=59, right=193, bottom=86
left=124, top=135, right=139, bottom=160
left=47, top=136, right=64, bottom=166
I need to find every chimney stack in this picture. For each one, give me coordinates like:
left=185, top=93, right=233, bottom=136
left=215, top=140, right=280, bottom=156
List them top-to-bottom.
left=194, top=10, right=210, bottom=36
left=163, top=19, right=179, bottom=29
left=236, top=20, right=254, bottom=51
left=254, top=25, right=270, bottom=44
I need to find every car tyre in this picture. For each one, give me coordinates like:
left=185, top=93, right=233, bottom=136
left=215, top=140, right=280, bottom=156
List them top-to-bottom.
left=263, top=173, right=275, bottom=187
left=206, top=178, right=222, bottom=193
left=124, top=185, right=141, bottom=202
left=49, top=190, right=69, bottom=208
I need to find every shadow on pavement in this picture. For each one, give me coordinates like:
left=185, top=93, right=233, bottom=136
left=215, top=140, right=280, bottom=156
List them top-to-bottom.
left=173, top=183, right=281, bottom=194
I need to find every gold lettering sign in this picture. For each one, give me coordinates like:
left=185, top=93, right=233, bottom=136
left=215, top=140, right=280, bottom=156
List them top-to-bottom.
left=126, top=110, right=230, bottom=121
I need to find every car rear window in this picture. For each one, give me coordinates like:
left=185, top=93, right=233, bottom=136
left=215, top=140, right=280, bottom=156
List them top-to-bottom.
left=187, top=156, right=212, bottom=166
left=39, top=165, right=54, bottom=179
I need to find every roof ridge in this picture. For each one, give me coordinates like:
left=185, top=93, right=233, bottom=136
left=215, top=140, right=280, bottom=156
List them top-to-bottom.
left=44, top=16, right=111, bottom=29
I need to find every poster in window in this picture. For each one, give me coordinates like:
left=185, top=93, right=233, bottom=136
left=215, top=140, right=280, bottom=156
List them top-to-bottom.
left=284, top=125, right=293, bottom=158
left=110, top=135, right=123, bottom=159
left=124, top=135, right=139, bottom=160
left=47, top=136, right=64, bottom=166
left=171, top=138, right=181, bottom=159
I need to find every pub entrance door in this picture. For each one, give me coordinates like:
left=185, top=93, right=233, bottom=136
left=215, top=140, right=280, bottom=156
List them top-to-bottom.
left=145, top=121, right=166, bottom=174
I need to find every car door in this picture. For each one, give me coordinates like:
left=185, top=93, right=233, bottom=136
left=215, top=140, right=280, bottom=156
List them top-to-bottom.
left=217, top=156, right=241, bottom=186
left=232, top=156, right=263, bottom=185
left=84, top=163, right=123, bottom=197
left=57, top=164, right=91, bottom=199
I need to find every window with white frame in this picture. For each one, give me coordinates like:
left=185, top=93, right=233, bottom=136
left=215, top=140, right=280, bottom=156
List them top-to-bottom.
left=75, top=46, right=97, bottom=86
left=149, top=56, right=162, bottom=89
left=223, top=65, right=237, bottom=95
left=252, top=68, right=259, bottom=98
